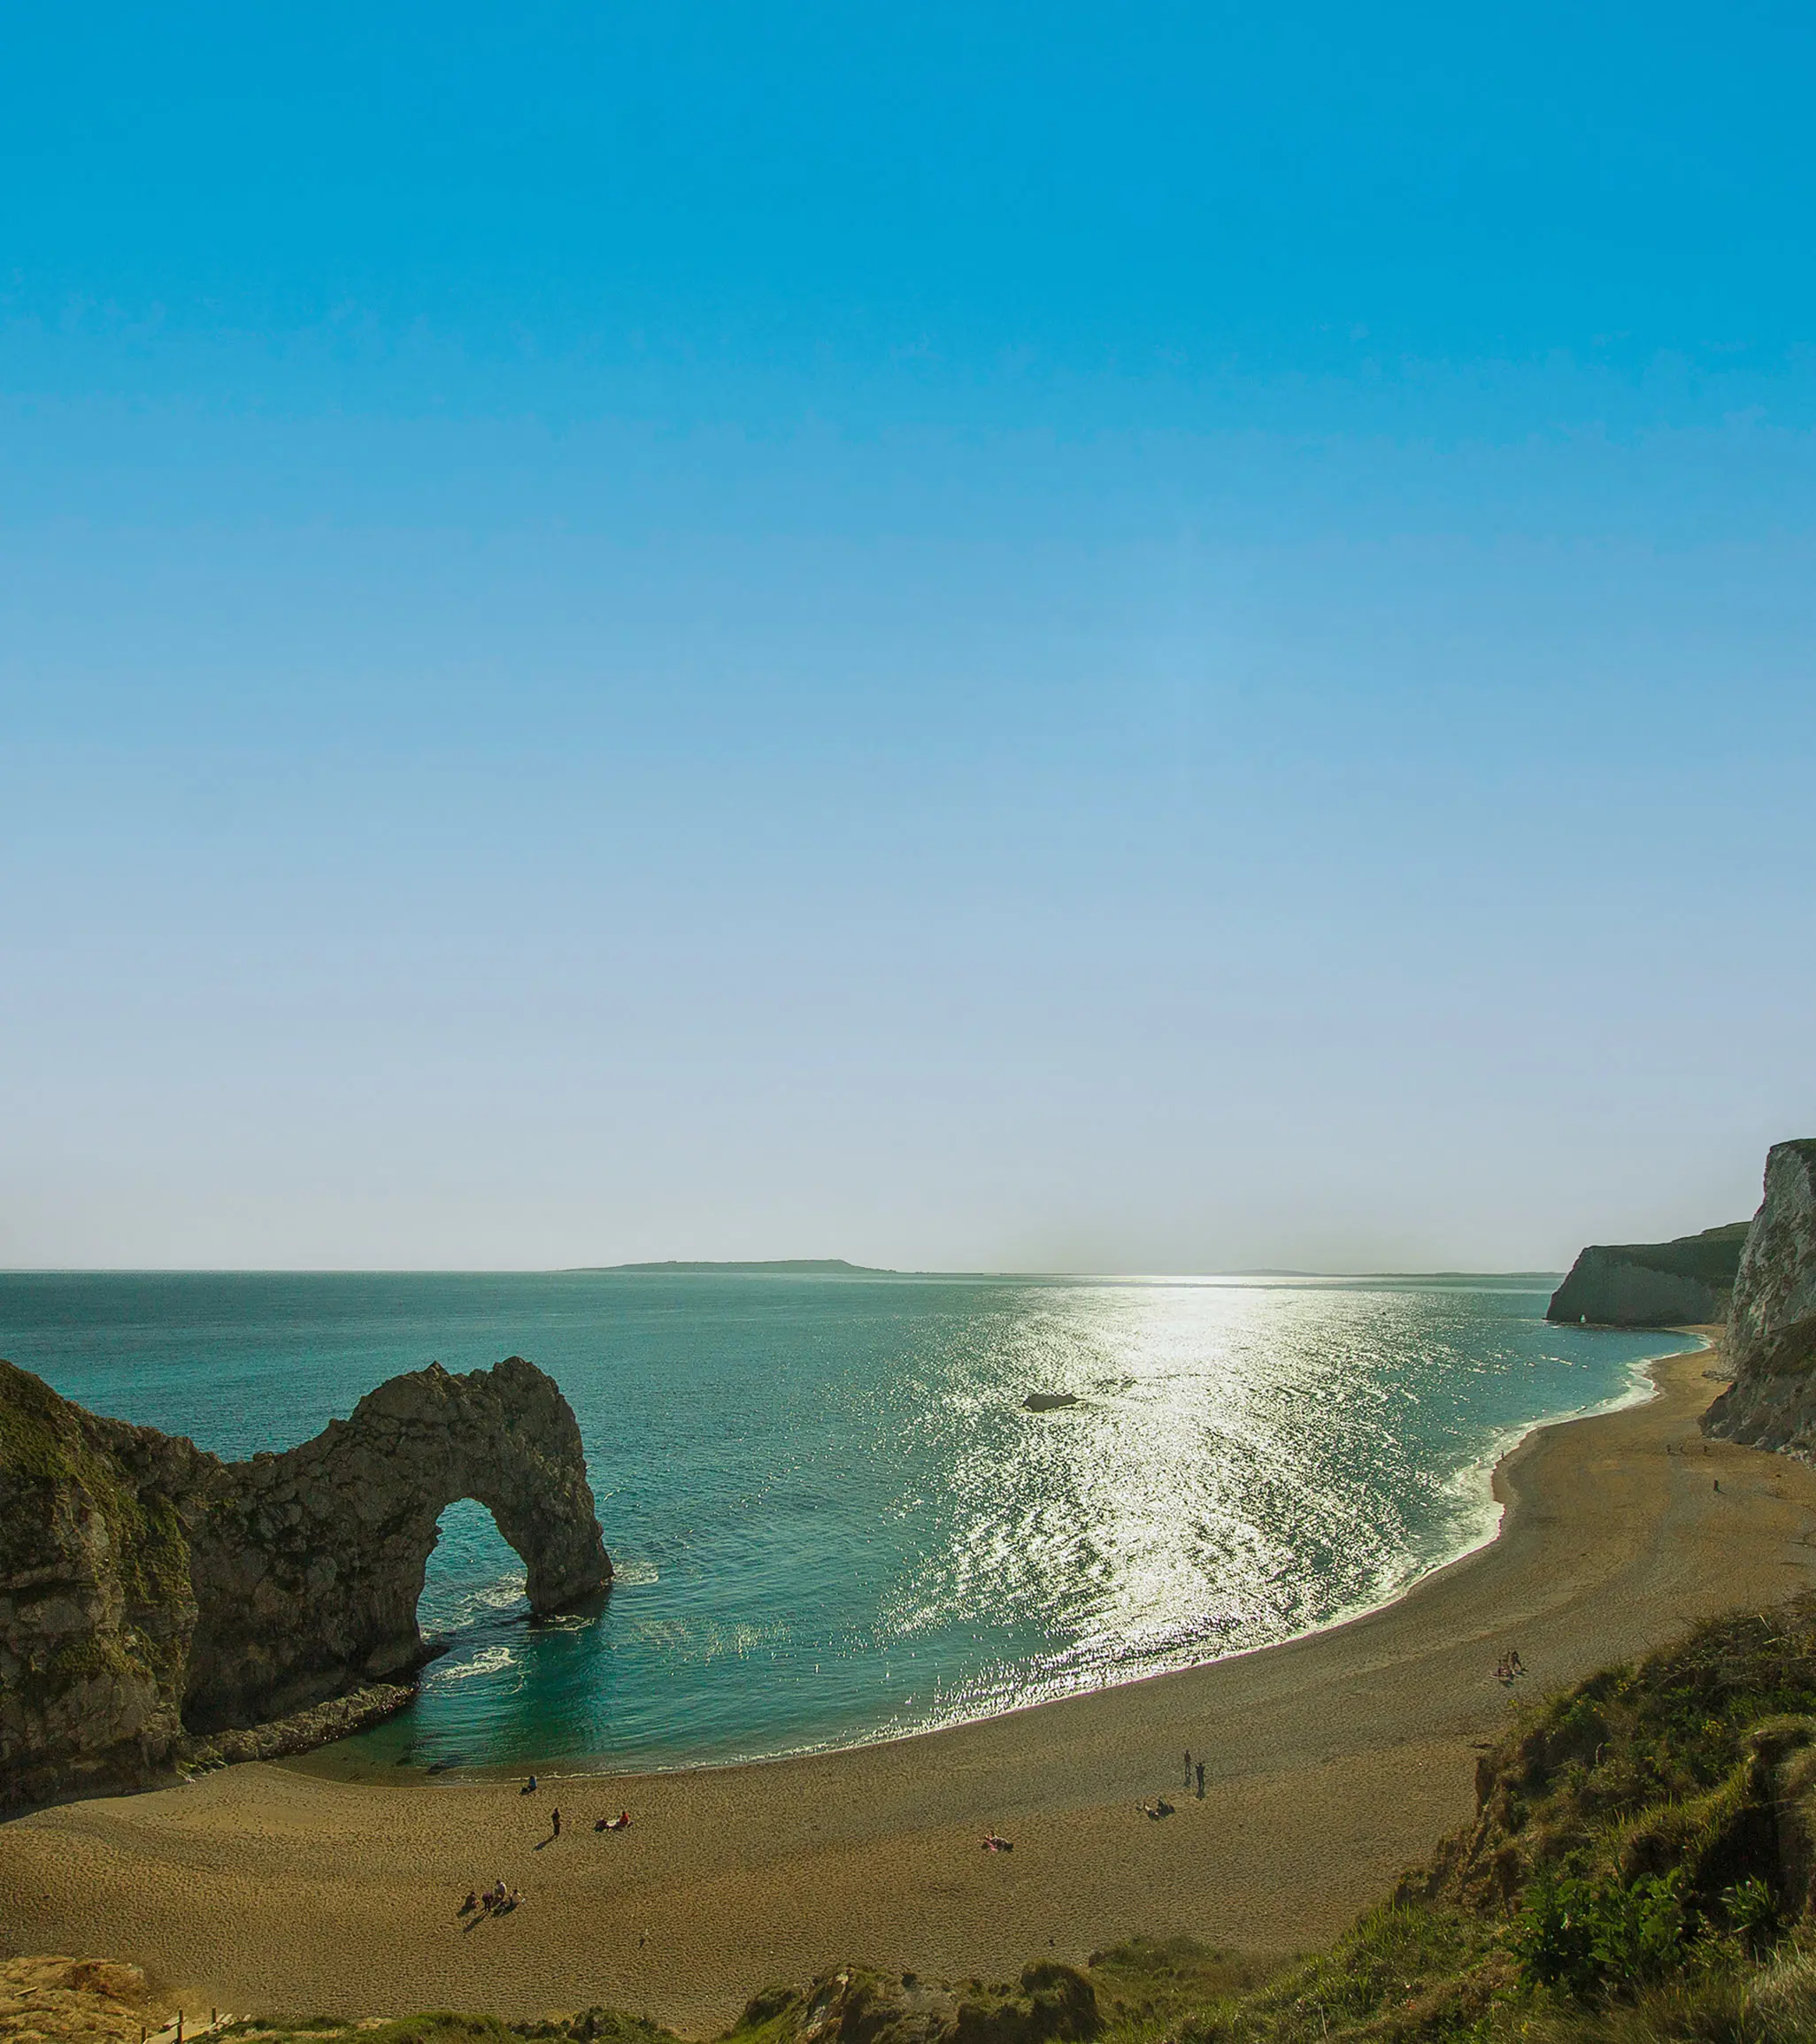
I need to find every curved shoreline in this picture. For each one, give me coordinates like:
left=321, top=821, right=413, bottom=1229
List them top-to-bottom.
left=335, top=1327, right=1707, bottom=1787
left=6, top=1340, right=1815, bottom=2036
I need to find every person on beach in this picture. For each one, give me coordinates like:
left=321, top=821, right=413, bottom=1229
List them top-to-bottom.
left=1183, top=1748, right=1191, bottom=1789
left=1196, top=1760, right=1204, bottom=1799
left=521, top=1774, right=537, bottom=1795
left=551, top=1807, right=561, bottom=1836
left=459, top=1891, right=476, bottom=1915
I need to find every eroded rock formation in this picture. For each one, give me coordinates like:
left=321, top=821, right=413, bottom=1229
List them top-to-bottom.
left=1705, top=1140, right=1816, bottom=1455
left=1545, top=1222, right=1751, bottom=1326
left=0, top=1356, right=610, bottom=1811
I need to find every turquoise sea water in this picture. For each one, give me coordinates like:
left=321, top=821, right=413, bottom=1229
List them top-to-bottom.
left=0, top=1272, right=1690, bottom=1775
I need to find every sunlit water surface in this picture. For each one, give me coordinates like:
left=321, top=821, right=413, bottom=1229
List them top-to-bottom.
left=0, top=1272, right=1690, bottom=1772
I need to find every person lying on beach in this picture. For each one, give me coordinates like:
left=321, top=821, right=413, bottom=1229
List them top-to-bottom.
left=1142, top=1797, right=1175, bottom=1818
left=981, top=1832, right=1013, bottom=1852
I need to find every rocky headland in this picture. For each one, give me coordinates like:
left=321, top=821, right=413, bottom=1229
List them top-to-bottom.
left=1704, top=1138, right=1816, bottom=1456
left=1546, top=1221, right=1751, bottom=1326
left=0, top=1356, right=611, bottom=1814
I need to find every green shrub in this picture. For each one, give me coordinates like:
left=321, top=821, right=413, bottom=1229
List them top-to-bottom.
left=1512, top=1869, right=1689, bottom=1997
left=1722, top=1878, right=1782, bottom=1958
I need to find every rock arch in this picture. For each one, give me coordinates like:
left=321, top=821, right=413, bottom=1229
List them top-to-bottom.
left=0, top=1355, right=612, bottom=1807
left=182, top=1357, right=612, bottom=1731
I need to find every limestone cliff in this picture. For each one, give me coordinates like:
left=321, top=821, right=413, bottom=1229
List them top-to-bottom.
left=1704, top=1139, right=1816, bottom=1455
left=1545, top=1222, right=1750, bottom=1326
left=0, top=1356, right=611, bottom=1812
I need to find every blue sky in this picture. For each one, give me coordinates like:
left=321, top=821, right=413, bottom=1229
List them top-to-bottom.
left=3, top=3, right=1812, bottom=1269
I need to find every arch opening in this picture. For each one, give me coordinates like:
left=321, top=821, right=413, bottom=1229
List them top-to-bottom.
left=418, top=1496, right=532, bottom=1654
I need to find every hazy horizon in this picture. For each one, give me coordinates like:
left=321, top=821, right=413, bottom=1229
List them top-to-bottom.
left=4, top=7, right=1813, bottom=1273
left=0, top=1256, right=1684, bottom=1280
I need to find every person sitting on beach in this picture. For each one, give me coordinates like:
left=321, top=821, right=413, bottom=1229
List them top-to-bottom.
left=1508, top=1648, right=1525, bottom=1676
left=520, top=1774, right=538, bottom=1795
left=459, top=1891, right=477, bottom=1916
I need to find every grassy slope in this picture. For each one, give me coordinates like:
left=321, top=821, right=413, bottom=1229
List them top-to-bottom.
left=1597, top=1225, right=1753, bottom=1287
left=210, top=1601, right=1816, bottom=2044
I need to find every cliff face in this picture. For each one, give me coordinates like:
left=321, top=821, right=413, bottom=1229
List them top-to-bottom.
left=1704, top=1140, right=1816, bottom=1454
left=1545, top=1222, right=1751, bottom=1326
left=0, top=1356, right=612, bottom=1811
left=0, top=1364, right=207, bottom=1809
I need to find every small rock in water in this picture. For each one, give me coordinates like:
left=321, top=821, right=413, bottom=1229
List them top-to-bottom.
left=1023, top=1392, right=1080, bottom=1412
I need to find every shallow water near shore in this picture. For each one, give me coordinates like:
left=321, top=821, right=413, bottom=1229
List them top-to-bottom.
left=0, top=1271, right=1692, bottom=1774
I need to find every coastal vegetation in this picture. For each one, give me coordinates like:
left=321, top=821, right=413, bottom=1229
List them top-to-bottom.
left=31, top=1599, right=1816, bottom=2044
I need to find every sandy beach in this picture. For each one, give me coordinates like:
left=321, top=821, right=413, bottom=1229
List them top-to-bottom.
left=6, top=1342, right=1816, bottom=2035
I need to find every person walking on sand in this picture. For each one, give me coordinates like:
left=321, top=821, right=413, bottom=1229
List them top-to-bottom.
left=1183, top=1748, right=1191, bottom=1790
left=1196, top=1759, right=1204, bottom=1799
left=551, top=1807, right=561, bottom=1837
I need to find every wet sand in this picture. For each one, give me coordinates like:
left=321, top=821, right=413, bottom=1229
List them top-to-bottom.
left=6, top=1342, right=1816, bottom=2035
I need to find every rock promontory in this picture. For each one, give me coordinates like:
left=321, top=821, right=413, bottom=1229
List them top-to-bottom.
left=1704, top=1139, right=1816, bottom=1455
left=1545, top=1222, right=1751, bottom=1326
left=0, top=1356, right=611, bottom=1813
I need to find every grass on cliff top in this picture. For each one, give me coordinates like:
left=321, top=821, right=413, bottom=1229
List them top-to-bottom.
left=0, top=1356, right=194, bottom=1676
left=211, top=1602, right=1816, bottom=2044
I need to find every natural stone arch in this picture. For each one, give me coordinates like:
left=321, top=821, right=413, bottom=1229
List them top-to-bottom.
left=2, top=1352, right=611, bottom=1809
left=181, top=1356, right=612, bottom=1733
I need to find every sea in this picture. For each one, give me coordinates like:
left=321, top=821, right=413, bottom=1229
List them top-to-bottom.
left=0, top=1270, right=1692, bottom=1777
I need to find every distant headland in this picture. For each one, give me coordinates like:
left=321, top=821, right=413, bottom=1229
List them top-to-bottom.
left=1546, top=1221, right=1751, bottom=1326
left=566, top=1257, right=903, bottom=1276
